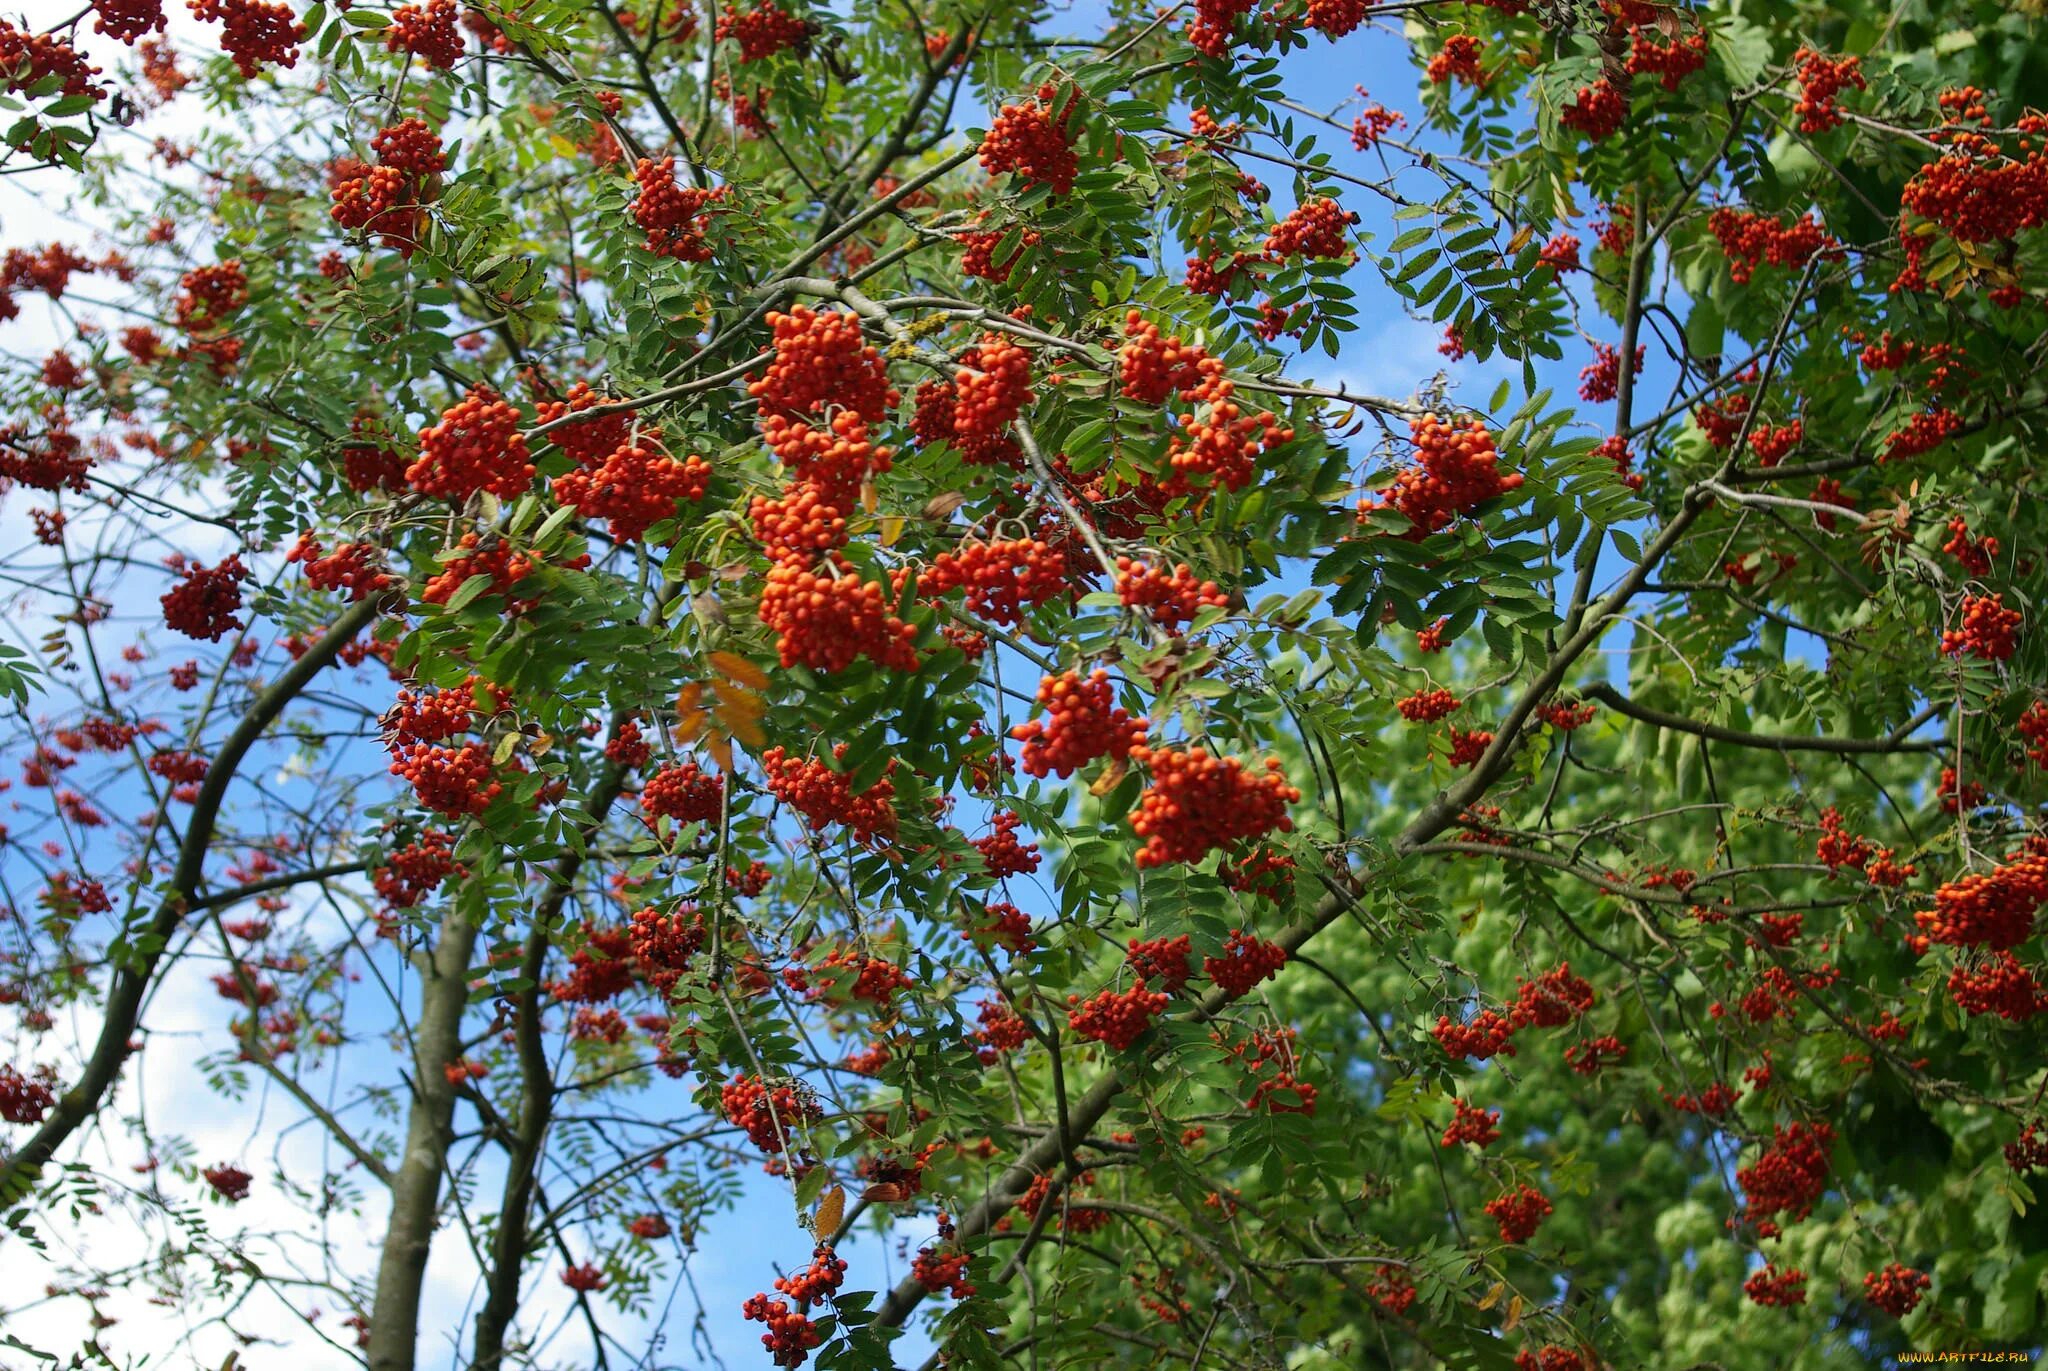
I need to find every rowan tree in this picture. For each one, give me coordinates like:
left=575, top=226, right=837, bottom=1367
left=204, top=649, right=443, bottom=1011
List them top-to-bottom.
left=2, top=0, right=2046, bottom=1368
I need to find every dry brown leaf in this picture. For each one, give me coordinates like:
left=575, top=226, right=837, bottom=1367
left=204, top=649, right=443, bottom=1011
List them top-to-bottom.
left=814, top=1184, right=846, bottom=1238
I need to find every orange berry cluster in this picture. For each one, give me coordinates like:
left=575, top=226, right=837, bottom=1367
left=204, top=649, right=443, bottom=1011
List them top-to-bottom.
left=93, top=0, right=167, bottom=43
left=188, top=0, right=304, bottom=79
left=386, top=0, right=461, bottom=68
left=1186, top=0, right=1254, bottom=57
left=1305, top=0, right=1366, bottom=37
left=715, top=1, right=806, bottom=61
left=1624, top=25, right=1706, bottom=90
left=1425, top=34, right=1485, bottom=86
left=1794, top=49, right=1865, bottom=134
left=1561, top=79, right=1625, bottom=140
left=979, top=85, right=1078, bottom=195
left=1350, top=98, right=1405, bottom=150
left=330, top=119, right=446, bottom=255
left=1899, top=121, right=2048, bottom=248
left=630, top=158, right=729, bottom=260
left=1263, top=197, right=1358, bottom=261
left=1708, top=209, right=1836, bottom=284
left=955, top=224, right=1039, bottom=284
left=1537, top=233, right=1581, bottom=272
left=751, top=308, right=900, bottom=424
left=1118, top=311, right=1223, bottom=404
left=952, top=334, right=1033, bottom=441
left=535, top=381, right=629, bottom=464
left=407, top=386, right=535, bottom=502
left=1168, top=396, right=1292, bottom=493
left=1882, top=406, right=1963, bottom=462
left=764, top=408, right=893, bottom=507
left=1365, top=413, right=1524, bottom=539
left=553, top=438, right=711, bottom=542
left=751, top=479, right=846, bottom=560
left=1943, top=515, right=1998, bottom=577
left=287, top=533, right=397, bottom=601
left=920, top=538, right=1069, bottom=627
left=160, top=554, right=248, bottom=640
left=760, top=555, right=919, bottom=673
left=1113, top=557, right=1228, bottom=634
left=1940, top=592, right=2020, bottom=661
left=1009, top=669, right=1148, bottom=778
left=1397, top=687, right=1459, bottom=722
left=2019, top=701, right=2048, bottom=768
left=1447, top=726, right=1493, bottom=767
left=389, top=740, right=503, bottom=817
left=762, top=744, right=897, bottom=841
left=1126, top=746, right=1299, bottom=868
left=641, top=762, right=722, bottom=824
left=972, top=809, right=1041, bottom=877
left=1916, top=844, right=2048, bottom=949
left=968, top=900, right=1035, bottom=954
left=629, top=905, right=704, bottom=994
left=1203, top=930, right=1287, bottom=998
left=1126, top=934, right=1192, bottom=991
left=809, top=948, right=912, bottom=1006
left=1949, top=951, right=2047, bottom=1020
left=1067, top=982, right=1170, bottom=1050
left=1434, top=1009, right=1517, bottom=1059
left=1564, top=1035, right=1627, bottom=1075
left=720, top=1073, right=821, bottom=1153
left=1736, top=1120, right=1834, bottom=1230
left=1485, top=1184, right=1552, bottom=1243
left=773, top=1244, right=846, bottom=1309
left=912, top=1247, right=974, bottom=1299
left=1862, top=1263, right=1929, bottom=1317
left=740, top=1293, right=822, bottom=1369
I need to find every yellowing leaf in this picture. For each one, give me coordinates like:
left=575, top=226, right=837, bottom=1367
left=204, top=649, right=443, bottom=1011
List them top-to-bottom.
left=1507, top=225, right=1533, bottom=254
left=881, top=514, right=904, bottom=548
left=709, top=651, right=769, bottom=689
left=710, top=679, right=766, bottom=717
left=492, top=731, right=521, bottom=766
left=705, top=733, right=734, bottom=775
left=814, top=1184, right=846, bottom=1238
left=1476, top=1281, right=1506, bottom=1312
left=1502, top=1293, right=1524, bottom=1332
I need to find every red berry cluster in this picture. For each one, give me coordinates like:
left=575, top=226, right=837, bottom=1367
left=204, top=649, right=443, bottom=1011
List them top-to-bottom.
left=93, top=0, right=167, bottom=43
left=187, top=0, right=305, bottom=78
left=386, top=0, right=462, bottom=67
left=1185, top=0, right=1254, bottom=58
left=1304, top=0, right=1366, bottom=37
left=716, top=1, right=806, bottom=61
left=1625, top=25, right=1706, bottom=90
left=1425, top=34, right=1485, bottom=86
left=1794, top=49, right=1866, bottom=133
left=1561, top=79, right=1626, bottom=140
left=979, top=85, right=1079, bottom=195
left=1350, top=99, right=1405, bottom=150
left=330, top=119, right=446, bottom=255
left=1899, top=125, right=2048, bottom=247
left=630, top=158, right=729, bottom=260
left=1264, top=197, right=1358, bottom=262
left=1709, top=208, right=1837, bottom=284
left=954, top=224, right=1040, bottom=284
left=1538, top=233, right=1581, bottom=273
left=173, top=260, right=247, bottom=333
left=750, top=308, right=900, bottom=422
left=952, top=334, right=1034, bottom=440
left=1577, top=342, right=1644, bottom=404
left=408, top=389, right=535, bottom=504
left=1167, top=394, right=1292, bottom=493
left=1882, top=407, right=1963, bottom=462
left=764, top=409, right=893, bottom=507
left=1364, top=413, right=1524, bottom=538
left=553, top=438, right=711, bottom=542
left=751, top=480, right=846, bottom=560
left=1943, top=516, right=1998, bottom=577
left=287, top=533, right=398, bottom=601
left=920, top=538, right=1069, bottom=628
left=161, top=555, right=248, bottom=641
left=760, top=556, right=919, bottom=673
left=1113, top=557, right=1228, bottom=634
left=1940, top=592, right=2020, bottom=661
left=1010, top=669, right=1148, bottom=778
left=1397, top=687, right=1459, bottom=722
left=604, top=719, right=651, bottom=768
left=1447, top=727, right=1492, bottom=767
left=389, top=740, right=504, bottom=817
left=762, top=744, right=896, bottom=841
left=1127, top=747, right=1298, bottom=868
left=641, top=762, right=722, bottom=824
left=973, top=810, right=1042, bottom=877
left=372, top=830, right=464, bottom=909
left=1917, top=845, right=2048, bottom=948
left=968, top=901, right=1035, bottom=954
left=629, top=905, right=704, bottom=993
left=1204, top=930, right=1287, bottom=998
left=1126, top=935, right=1192, bottom=992
left=1949, top=951, right=2047, bottom=1020
left=1509, top=963, right=1596, bottom=1029
left=1067, top=982, right=1170, bottom=1050
left=1434, top=1010, right=1514, bottom=1061
left=1564, top=1035, right=1627, bottom=1075
left=0, top=1063, right=56, bottom=1124
left=720, top=1074, right=821, bottom=1153
left=1441, top=1097, right=1500, bottom=1148
left=1736, top=1120, right=1834, bottom=1229
left=202, top=1162, right=253, bottom=1201
left=1484, top=1184, right=1552, bottom=1243
left=773, top=1244, right=847, bottom=1309
left=912, top=1246, right=974, bottom=1299
left=561, top=1262, right=607, bottom=1291
left=1862, top=1263, right=1930, bottom=1317
left=1744, top=1264, right=1807, bottom=1307
left=741, top=1292, right=823, bottom=1368
left=1514, top=1348, right=1587, bottom=1371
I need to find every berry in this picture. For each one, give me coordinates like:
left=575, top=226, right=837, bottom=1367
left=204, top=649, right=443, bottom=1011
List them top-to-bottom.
left=92, top=0, right=167, bottom=44
left=188, top=0, right=305, bottom=78
left=386, top=0, right=462, bottom=67
left=715, top=1, right=806, bottom=61
left=1425, top=34, right=1484, bottom=86
left=1795, top=49, right=1866, bottom=134
left=1562, top=80, right=1625, bottom=140
left=980, top=85, right=1079, bottom=195
left=630, top=158, right=729, bottom=260
left=1264, top=197, right=1357, bottom=262
left=749, top=308, right=899, bottom=423
left=952, top=334, right=1033, bottom=440
left=408, top=387, right=534, bottom=502
left=1362, top=413, right=1523, bottom=538
left=552, top=438, right=711, bottom=542
left=919, top=538, right=1069, bottom=628
left=160, top=555, right=248, bottom=641
left=759, top=555, right=919, bottom=673
left=1113, top=558, right=1228, bottom=634
left=1939, top=593, right=2020, bottom=661
left=1009, top=669, right=1148, bottom=778
left=761, top=744, right=896, bottom=841
left=1126, top=746, right=1298, bottom=868
left=641, top=762, right=723, bottom=824
left=972, top=810, right=1041, bottom=877
left=1203, top=930, right=1287, bottom=998
left=1126, top=935, right=1192, bottom=992
left=1067, top=982, right=1170, bottom=1050
left=1434, top=1009, right=1517, bottom=1060
left=0, top=1064, right=56, bottom=1123
left=721, top=1074, right=821, bottom=1153
left=1441, top=1097, right=1500, bottom=1148
left=1736, top=1121, right=1834, bottom=1228
left=203, top=1162, right=253, bottom=1201
left=1484, top=1184, right=1551, bottom=1243
left=560, top=1263, right=607, bottom=1292
left=1863, top=1263, right=1930, bottom=1317
left=1744, top=1264, right=1807, bottom=1307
